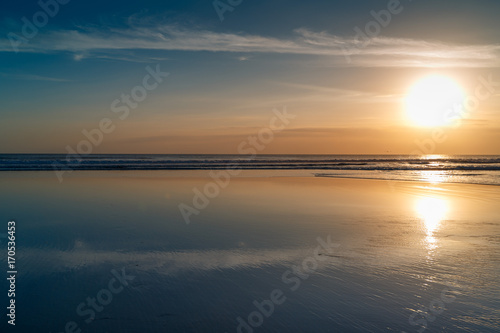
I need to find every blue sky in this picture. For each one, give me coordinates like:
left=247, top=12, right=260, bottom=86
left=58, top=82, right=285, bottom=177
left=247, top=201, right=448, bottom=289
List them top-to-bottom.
left=1, top=0, right=499, bottom=153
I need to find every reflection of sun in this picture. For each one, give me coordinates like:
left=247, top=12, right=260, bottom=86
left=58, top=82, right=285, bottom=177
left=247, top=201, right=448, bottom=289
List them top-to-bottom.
left=421, top=155, right=446, bottom=160
left=418, top=171, right=448, bottom=184
left=415, top=196, right=449, bottom=281
left=416, top=197, right=448, bottom=234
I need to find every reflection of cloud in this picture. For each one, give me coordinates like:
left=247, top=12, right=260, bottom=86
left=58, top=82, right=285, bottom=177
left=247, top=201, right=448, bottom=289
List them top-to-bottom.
left=2, top=24, right=499, bottom=67
left=16, top=246, right=318, bottom=276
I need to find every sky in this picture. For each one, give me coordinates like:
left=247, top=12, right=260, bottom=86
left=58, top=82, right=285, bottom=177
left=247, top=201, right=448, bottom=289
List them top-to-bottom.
left=1, top=0, right=499, bottom=154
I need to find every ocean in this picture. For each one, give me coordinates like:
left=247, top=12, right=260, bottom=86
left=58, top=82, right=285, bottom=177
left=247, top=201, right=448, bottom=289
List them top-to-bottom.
left=2, top=154, right=500, bottom=186
left=0, top=159, right=499, bottom=332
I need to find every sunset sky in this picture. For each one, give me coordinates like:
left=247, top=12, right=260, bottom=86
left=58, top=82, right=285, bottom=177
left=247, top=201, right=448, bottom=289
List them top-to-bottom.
left=1, top=0, right=499, bottom=154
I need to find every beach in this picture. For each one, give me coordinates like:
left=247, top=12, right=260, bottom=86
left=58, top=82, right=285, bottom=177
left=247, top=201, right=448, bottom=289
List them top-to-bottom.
left=3, top=0, right=500, bottom=331
left=1, top=171, right=499, bottom=332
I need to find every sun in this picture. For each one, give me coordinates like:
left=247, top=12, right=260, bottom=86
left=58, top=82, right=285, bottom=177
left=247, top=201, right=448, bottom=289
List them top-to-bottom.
left=405, top=75, right=465, bottom=127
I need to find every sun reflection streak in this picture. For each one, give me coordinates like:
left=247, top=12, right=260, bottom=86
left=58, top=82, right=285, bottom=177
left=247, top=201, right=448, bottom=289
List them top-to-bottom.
left=421, top=154, right=446, bottom=160
left=418, top=171, right=449, bottom=184
left=415, top=197, right=448, bottom=251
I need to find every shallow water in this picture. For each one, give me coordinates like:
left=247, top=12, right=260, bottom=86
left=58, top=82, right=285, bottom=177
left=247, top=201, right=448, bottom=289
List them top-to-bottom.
left=2, top=154, right=500, bottom=186
left=0, top=172, right=499, bottom=332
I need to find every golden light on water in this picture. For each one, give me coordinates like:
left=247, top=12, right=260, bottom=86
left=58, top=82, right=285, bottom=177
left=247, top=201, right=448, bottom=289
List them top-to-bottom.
left=420, top=154, right=446, bottom=160
left=416, top=157, right=451, bottom=184
left=418, top=171, right=448, bottom=184
left=415, top=196, right=448, bottom=251
left=416, top=197, right=448, bottom=234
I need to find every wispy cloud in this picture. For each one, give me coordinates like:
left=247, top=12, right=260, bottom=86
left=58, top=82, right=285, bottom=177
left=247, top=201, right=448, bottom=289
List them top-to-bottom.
left=2, top=24, right=499, bottom=67
left=72, top=50, right=170, bottom=63
left=237, top=55, right=251, bottom=61
left=0, top=72, right=70, bottom=82
left=277, top=82, right=400, bottom=100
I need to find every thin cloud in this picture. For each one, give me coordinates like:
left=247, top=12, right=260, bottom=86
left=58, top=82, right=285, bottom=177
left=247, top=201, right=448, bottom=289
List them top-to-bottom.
left=2, top=24, right=499, bottom=67
left=74, top=51, right=170, bottom=63
left=237, top=56, right=251, bottom=61
left=0, top=72, right=71, bottom=82
left=275, top=82, right=404, bottom=103
left=278, top=82, right=385, bottom=97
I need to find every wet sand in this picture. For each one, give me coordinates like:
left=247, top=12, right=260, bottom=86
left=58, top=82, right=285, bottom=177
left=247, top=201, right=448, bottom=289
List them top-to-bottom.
left=0, top=172, right=499, bottom=332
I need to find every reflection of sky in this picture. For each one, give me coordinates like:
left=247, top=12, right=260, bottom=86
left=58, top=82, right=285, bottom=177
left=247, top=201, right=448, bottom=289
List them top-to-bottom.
left=1, top=173, right=499, bottom=333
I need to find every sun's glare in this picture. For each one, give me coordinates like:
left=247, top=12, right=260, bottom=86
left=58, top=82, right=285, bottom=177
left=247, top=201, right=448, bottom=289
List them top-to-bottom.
left=405, top=75, right=465, bottom=127
left=416, top=197, right=448, bottom=234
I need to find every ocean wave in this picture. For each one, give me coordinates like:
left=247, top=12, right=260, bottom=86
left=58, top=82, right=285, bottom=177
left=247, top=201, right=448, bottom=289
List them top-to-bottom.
left=1, top=154, right=500, bottom=171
